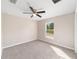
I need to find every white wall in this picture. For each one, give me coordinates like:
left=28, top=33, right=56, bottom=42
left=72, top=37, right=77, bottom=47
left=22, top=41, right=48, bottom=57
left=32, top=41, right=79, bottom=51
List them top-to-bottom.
left=2, top=12, right=75, bottom=50
left=2, top=13, right=37, bottom=48
left=38, top=13, right=75, bottom=50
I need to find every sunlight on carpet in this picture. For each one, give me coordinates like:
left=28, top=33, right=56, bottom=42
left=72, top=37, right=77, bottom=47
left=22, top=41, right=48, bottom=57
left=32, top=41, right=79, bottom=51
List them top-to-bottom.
left=50, top=46, right=71, bottom=59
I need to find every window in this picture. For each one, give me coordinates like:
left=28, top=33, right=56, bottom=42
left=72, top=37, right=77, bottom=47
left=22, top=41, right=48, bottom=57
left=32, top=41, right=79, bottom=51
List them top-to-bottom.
left=45, top=22, right=54, bottom=39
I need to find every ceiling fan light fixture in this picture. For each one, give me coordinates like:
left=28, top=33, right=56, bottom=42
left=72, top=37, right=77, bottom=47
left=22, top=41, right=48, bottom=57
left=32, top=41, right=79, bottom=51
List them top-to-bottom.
left=33, top=14, right=36, bottom=16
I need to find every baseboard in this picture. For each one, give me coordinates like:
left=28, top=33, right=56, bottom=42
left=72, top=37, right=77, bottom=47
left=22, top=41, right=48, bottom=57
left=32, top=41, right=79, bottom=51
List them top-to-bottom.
left=38, top=39, right=75, bottom=51
left=2, top=40, right=37, bottom=49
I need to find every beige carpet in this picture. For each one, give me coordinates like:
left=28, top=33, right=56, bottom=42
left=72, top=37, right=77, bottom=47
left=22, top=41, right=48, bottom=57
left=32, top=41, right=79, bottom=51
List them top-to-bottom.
left=1, top=40, right=76, bottom=59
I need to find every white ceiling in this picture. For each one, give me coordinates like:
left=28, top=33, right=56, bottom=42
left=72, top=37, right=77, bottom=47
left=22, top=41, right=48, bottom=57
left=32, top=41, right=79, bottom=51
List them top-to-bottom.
left=2, top=0, right=76, bottom=21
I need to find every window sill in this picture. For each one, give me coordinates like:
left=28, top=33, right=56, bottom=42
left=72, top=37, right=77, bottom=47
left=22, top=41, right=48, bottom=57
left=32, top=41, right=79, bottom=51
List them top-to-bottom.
left=46, top=36, right=54, bottom=39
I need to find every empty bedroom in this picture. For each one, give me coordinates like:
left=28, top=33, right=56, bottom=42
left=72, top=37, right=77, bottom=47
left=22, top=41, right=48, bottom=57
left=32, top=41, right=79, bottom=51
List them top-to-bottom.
left=1, top=0, right=77, bottom=59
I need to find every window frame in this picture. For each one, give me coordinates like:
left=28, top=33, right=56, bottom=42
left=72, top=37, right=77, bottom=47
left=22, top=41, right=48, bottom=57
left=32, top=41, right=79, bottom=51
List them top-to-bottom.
left=45, top=21, right=54, bottom=39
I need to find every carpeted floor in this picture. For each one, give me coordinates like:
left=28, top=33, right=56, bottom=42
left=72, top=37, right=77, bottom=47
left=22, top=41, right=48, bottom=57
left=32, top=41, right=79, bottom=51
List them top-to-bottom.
left=1, top=40, right=76, bottom=59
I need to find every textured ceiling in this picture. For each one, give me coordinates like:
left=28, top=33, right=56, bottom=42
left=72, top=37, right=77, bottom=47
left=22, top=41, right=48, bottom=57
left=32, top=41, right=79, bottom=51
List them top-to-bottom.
left=2, top=0, right=76, bottom=21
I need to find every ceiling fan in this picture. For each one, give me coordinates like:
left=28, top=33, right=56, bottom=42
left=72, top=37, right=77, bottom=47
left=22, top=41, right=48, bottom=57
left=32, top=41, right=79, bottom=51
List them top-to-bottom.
left=22, top=3, right=46, bottom=18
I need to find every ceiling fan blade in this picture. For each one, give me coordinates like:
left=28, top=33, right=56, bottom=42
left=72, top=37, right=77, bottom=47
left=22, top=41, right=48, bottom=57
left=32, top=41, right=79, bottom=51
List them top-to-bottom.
left=52, top=0, right=61, bottom=4
left=29, top=6, right=35, bottom=13
left=37, top=11, right=45, bottom=13
left=36, top=14, right=42, bottom=18
left=31, top=15, right=33, bottom=18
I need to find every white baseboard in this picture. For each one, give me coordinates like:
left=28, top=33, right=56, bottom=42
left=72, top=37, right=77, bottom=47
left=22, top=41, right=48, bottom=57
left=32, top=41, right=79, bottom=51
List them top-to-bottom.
left=38, top=39, right=75, bottom=51
left=2, top=40, right=36, bottom=49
